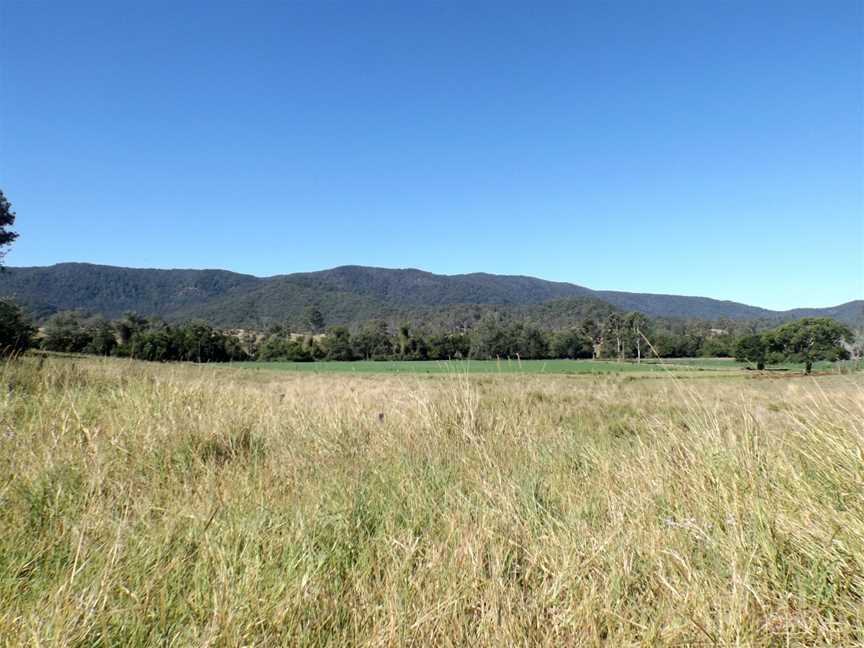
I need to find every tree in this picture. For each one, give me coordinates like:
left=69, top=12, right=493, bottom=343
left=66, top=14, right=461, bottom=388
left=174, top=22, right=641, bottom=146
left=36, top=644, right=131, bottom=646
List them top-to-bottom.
left=0, top=190, right=18, bottom=265
left=0, top=300, right=35, bottom=355
left=305, top=305, right=325, bottom=333
left=42, top=311, right=92, bottom=353
left=115, top=312, right=148, bottom=346
left=625, top=312, right=650, bottom=363
left=470, top=313, right=518, bottom=359
left=604, top=313, right=625, bottom=361
left=83, top=316, right=118, bottom=356
left=767, top=317, right=853, bottom=366
left=579, top=318, right=603, bottom=359
left=351, top=320, right=392, bottom=360
left=397, top=323, right=412, bottom=358
left=517, top=325, right=549, bottom=359
left=322, top=326, right=354, bottom=361
left=550, top=328, right=592, bottom=359
left=850, top=329, right=864, bottom=361
left=426, top=333, right=470, bottom=360
left=735, top=334, right=767, bottom=370
left=700, top=335, right=734, bottom=358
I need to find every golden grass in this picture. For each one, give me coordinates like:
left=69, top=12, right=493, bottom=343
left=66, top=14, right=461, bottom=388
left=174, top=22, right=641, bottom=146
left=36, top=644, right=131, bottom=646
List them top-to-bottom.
left=0, top=356, right=862, bottom=646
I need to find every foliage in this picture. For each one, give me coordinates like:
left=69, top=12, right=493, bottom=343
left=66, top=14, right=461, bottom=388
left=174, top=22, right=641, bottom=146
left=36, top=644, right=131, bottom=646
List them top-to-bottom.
left=0, top=189, right=18, bottom=263
left=0, top=299, right=35, bottom=355
left=305, top=305, right=325, bottom=333
left=34, top=307, right=857, bottom=368
left=40, top=310, right=249, bottom=362
left=42, top=311, right=95, bottom=353
left=764, top=317, right=853, bottom=363
left=735, top=318, right=853, bottom=368
left=351, top=320, right=393, bottom=360
left=122, top=321, right=248, bottom=362
left=322, top=326, right=354, bottom=361
left=549, top=328, right=593, bottom=359
left=425, top=332, right=470, bottom=360
left=699, top=334, right=735, bottom=358
left=735, top=334, right=767, bottom=369
left=257, top=336, right=314, bottom=362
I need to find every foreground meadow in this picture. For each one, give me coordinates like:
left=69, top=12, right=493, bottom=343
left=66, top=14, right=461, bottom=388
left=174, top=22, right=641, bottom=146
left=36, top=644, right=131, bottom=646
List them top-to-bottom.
left=0, top=357, right=862, bottom=646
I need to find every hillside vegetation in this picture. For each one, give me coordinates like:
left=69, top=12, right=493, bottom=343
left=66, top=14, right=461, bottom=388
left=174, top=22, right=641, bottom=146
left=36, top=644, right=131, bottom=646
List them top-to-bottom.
left=3, top=262, right=861, bottom=328
left=1, top=356, right=862, bottom=645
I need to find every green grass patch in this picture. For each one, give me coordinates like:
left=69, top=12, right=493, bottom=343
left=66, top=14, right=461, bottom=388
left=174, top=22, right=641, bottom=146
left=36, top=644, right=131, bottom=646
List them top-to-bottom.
left=230, top=357, right=858, bottom=375
left=231, top=358, right=725, bottom=375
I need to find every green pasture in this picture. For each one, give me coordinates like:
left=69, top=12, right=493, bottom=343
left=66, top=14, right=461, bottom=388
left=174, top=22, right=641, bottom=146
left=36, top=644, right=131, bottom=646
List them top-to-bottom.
left=232, top=357, right=860, bottom=375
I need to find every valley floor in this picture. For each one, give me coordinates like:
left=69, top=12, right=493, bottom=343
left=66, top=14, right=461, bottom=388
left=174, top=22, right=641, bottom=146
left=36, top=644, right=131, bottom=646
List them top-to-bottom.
left=1, top=356, right=862, bottom=646
left=233, top=356, right=861, bottom=376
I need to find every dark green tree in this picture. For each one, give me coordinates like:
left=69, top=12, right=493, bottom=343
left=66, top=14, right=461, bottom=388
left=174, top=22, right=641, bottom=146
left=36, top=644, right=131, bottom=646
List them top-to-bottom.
left=0, top=190, right=18, bottom=264
left=0, top=299, right=35, bottom=355
left=305, top=305, right=325, bottom=333
left=42, top=311, right=92, bottom=353
left=115, top=312, right=148, bottom=346
left=470, top=313, right=518, bottom=359
left=83, top=316, right=118, bottom=356
left=766, top=317, right=853, bottom=372
left=579, top=318, right=603, bottom=359
left=352, top=320, right=392, bottom=360
left=397, top=323, right=412, bottom=358
left=517, top=325, right=549, bottom=359
left=322, top=326, right=354, bottom=361
left=550, top=328, right=592, bottom=359
left=426, top=333, right=470, bottom=360
left=735, top=334, right=767, bottom=370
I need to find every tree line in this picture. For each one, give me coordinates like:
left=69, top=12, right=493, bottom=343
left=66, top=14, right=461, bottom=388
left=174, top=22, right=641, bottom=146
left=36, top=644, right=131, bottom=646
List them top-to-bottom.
left=1, top=300, right=855, bottom=368
left=0, top=307, right=249, bottom=362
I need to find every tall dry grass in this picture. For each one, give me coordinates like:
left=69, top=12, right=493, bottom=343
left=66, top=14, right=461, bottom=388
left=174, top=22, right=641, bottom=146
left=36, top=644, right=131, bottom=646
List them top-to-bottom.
left=0, top=356, right=862, bottom=646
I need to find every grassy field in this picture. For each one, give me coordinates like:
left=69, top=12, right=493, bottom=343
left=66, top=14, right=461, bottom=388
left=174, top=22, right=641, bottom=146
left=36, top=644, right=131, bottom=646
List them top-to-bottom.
left=1, top=355, right=863, bottom=646
left=233, top=357, right=859, bottom=375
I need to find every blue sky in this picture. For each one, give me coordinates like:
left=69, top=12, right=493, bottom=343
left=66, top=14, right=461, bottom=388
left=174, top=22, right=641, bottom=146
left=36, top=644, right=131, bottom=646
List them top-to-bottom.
left=1, top=1, right=861, bottom=310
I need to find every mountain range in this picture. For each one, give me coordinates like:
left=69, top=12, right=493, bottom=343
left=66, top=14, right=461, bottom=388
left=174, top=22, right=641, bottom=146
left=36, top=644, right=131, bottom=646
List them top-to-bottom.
left=1, top=262, right=861, bottom=329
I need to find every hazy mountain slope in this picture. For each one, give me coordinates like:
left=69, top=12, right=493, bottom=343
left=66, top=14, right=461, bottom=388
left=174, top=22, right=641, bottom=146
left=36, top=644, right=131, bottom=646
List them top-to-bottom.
left=1, top=262, right=860, bottom=328
left=593, top=290, right=772, bottom=320
left=782, top=301, right=864, bottom=324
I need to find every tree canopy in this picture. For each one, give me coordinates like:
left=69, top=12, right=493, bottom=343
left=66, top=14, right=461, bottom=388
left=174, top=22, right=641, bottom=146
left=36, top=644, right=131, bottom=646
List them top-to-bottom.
left=0, top=190, right=18, bottom=263
left=0, top=300, right=35, bottom=355
left=735, top=317, right=853, bottom=368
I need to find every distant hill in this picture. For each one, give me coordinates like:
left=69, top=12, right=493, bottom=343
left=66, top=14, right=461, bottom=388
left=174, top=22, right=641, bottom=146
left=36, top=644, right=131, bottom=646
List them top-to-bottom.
left=1, top=262, right=861, bottom=329
left=0, top=263, right=262, bottom=321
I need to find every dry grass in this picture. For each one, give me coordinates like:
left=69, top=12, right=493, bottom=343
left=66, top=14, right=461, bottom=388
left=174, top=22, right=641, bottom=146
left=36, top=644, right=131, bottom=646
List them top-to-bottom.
left=0, top=355, right=862, bottom=646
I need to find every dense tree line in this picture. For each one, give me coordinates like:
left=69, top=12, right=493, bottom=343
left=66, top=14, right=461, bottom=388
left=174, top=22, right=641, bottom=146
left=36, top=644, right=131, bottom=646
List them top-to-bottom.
left=0, top=299, right=857, bottom=367
left=39, top=311, right=249, bottom=362
left=249, top=311, right=787, bottom=362
left=253, top=313, right=857, bottom=365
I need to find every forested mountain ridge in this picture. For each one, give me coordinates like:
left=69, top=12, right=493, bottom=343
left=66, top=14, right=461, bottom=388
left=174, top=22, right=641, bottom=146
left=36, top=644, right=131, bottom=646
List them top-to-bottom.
left=1, top=262, right=861, bottom=328
left=1, top=263, right=262, bottom=321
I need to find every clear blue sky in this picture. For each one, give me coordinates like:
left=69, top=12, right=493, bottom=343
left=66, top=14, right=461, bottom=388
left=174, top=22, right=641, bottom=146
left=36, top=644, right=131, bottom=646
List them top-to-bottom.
left=1, top=1, right=861, bottom=310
